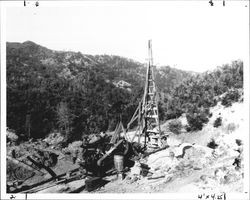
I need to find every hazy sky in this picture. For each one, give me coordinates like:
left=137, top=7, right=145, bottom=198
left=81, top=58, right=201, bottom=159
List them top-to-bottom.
left=5, top=1, right=249, bottom=72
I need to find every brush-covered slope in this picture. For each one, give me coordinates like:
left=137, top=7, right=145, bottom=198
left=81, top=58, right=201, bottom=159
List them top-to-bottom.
left=7, top=41, right=191, bottom=140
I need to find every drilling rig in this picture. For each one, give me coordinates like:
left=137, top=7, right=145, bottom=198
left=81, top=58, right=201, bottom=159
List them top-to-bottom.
left=70, top=40, right=163, bottom=177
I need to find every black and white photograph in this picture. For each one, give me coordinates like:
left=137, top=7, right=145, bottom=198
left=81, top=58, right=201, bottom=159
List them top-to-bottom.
left=0, top=1, right=249, bottom=199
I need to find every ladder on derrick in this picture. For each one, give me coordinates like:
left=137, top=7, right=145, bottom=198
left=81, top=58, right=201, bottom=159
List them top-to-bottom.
left=126, top=40, right=161, bottom=149
left=141, top=40, right=161, bottom=148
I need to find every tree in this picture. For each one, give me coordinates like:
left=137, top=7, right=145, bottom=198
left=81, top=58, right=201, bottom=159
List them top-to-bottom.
left=56, top=102, right=73, bottom=141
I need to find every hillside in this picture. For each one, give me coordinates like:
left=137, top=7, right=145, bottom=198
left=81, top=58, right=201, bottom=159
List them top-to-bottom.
left=6, top=41, right=192, bottom=140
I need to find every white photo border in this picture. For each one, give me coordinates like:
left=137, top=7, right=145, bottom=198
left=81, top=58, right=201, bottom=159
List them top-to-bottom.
left=1, top=1, right=249, bottom=199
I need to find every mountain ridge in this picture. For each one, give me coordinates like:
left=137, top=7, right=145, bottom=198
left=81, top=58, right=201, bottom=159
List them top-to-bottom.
left=7, top=40, right=192, bottom=93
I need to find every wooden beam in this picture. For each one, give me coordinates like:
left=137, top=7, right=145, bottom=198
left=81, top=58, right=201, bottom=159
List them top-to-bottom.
left=126, top=106, right=139, bottom=130
left=97, top=139, right=124, bottom=166
left=27, top=156, right=57, bottom=178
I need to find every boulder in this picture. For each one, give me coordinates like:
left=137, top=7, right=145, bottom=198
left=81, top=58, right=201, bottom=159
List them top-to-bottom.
left=7, top=129, right=19, bottom=143
left=43, top=132, right=64, bottom=145
left=167, top=137, right=182, bottom=147
left=65, top=141, right=83, bottom=153
left=180, top=144, right=212, bottom=169
left=130, top=161, right=141, bottom=176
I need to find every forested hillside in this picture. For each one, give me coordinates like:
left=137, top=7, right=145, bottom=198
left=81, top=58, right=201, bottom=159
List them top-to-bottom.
left=7, top=41, right=191, bottom=142
left=7, top=41, right=243, bottom=142
left=164, top=60, right=243, bottom=132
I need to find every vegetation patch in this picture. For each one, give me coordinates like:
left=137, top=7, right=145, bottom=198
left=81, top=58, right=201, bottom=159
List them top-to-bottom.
left=221, top=89, right=241, bottom=107
left=186, top=111, right=209, bottom=132
left=213, top=117, right=222, bottom=128
left=168, top=119, right=182, bottom=135
left=207, top=139, right=218, bottom=149
left=235, top=139, right=242, bottom=146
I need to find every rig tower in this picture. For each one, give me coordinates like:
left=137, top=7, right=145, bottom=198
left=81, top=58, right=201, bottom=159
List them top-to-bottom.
left=141, top=40, right=161, bottom=148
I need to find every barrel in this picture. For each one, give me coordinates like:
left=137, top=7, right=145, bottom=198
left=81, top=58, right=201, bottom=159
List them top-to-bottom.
left=114, top=155, right=124, bottom=172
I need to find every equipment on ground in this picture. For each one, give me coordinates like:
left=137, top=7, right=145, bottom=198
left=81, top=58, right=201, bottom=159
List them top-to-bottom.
left=77, top=133, right=133, bottom=177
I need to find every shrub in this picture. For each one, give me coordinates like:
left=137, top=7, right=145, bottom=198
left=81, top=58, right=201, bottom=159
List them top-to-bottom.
left=221, top=90, right=240, bottom=107
left=186, top=112, right=209, bottom=132
left=209, top=113, right=213, bottom=118
left=213, top=117, right=222, bottom=128
left=168, top=119, right=182, bottom=135
left=185, top=125, right=191, bottom=132
left=207, top=138, right=218, bottom=149
left=235, top=139, right=242, bottom=146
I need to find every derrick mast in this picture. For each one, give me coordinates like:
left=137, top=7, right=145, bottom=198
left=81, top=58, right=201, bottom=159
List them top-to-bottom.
left=125, top=40, right=162, bottom=149
left=141, top=40, right=161, bottom=148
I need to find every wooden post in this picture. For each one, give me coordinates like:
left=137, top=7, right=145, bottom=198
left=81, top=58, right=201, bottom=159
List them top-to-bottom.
left=138, top=102, right=141, bottom=144
left=25, top=114, right=31, bottom=139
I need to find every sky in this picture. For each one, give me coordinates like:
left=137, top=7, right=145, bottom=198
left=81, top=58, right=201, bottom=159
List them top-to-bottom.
left=5, top=1, right=249, bottom=72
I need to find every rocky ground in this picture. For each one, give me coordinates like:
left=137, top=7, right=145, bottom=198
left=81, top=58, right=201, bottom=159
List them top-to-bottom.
left=91, top=101, right=245, bottom=193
